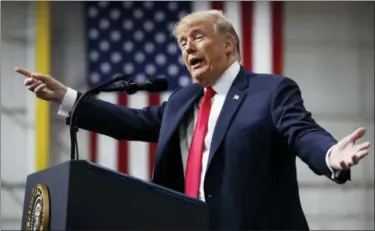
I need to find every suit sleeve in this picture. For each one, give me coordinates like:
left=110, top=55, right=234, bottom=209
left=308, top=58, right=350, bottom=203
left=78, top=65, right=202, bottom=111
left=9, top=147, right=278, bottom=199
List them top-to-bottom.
left=271, top=77, right=350, bottom=184
left=66, top=92, right=166, bottom=142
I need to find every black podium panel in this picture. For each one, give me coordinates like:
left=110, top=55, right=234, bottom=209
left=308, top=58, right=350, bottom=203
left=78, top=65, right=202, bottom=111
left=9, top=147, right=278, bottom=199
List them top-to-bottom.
left=21, top=160, right=210, bottom=230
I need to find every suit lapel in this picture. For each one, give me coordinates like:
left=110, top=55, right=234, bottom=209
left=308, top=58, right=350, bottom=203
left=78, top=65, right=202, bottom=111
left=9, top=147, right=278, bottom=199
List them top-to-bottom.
left=206, top=67, right=249, bottom=173
left=154, top=84, right=203, bottom=168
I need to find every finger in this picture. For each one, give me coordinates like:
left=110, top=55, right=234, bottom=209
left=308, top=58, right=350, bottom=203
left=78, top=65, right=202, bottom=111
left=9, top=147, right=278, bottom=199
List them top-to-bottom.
left=15, top=67, right=33, bottom=77
left=31, top=73, right=50, bottom=82
left=24, top=78, right=35, bottom=86
left=24, top=78, right=42, bottom=86
left=28, top=82, right=41, bottom=92
left=34, top=83, right=47, bottom=93
left=349, top=127, right=366, bottom=143
left=357, top=141, right=371, bottom=151
left=347, top=149, right=368, bottom=166
left=355, top=149, right=369, bottom=160
left=350, top=151, right=367, bottom=165
left=352, top=155, right=359, bottom=165
left=340, top=161, right=348, bottom=170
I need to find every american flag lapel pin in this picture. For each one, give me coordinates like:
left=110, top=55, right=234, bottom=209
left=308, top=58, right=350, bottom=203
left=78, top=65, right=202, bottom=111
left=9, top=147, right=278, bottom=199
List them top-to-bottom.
left=233, top=94, right=240, bottom=100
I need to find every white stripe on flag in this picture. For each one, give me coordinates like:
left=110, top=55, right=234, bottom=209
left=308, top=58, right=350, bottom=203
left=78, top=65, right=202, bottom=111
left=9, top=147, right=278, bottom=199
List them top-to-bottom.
left=192, top=1, right=210, bottom=12
left=253, top=1, right=272, bottom=73
left=224, top=2, right=243, bottom=59
left=128, top=92, right=149, bottom=180
left=161, top=92, right=172, bottom=103
left=97, top=93, right=118, bottom=170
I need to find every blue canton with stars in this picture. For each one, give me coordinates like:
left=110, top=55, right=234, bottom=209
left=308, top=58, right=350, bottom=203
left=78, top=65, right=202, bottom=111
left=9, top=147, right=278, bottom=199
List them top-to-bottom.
left=84, top=1, right=193, bottom=91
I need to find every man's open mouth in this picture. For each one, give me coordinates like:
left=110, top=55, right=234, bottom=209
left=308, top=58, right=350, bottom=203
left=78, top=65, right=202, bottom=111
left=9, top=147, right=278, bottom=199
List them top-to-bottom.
left=190, top=58, right=203, bottom=68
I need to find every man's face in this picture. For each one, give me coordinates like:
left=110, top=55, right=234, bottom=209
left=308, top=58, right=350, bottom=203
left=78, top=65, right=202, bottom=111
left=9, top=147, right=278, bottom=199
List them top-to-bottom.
left=177, top=20, right=228, bottom=87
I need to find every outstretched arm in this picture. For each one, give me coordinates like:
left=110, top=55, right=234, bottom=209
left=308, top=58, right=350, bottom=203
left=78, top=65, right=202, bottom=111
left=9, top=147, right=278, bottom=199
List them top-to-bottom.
left=16, top=67, right=166, bottom=142
left=270, top=77, right=360, bottom=183
left=63, top=89, right=165, bottom=142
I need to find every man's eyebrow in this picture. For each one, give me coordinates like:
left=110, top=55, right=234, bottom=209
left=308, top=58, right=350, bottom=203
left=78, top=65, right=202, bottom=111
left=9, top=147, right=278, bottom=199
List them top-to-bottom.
left=177, top=27, right=205, bottom=42
left=190, top=28, right=204, bottom=34
left=178, top=36, right=186, bottom=43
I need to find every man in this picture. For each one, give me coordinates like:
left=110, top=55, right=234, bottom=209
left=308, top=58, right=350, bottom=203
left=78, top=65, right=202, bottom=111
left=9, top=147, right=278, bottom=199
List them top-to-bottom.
left=17, top=10, right=370, bottom=230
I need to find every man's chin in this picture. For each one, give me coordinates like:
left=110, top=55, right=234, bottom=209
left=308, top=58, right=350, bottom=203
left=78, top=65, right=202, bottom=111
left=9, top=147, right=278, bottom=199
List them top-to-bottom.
left=192, top=64, right=224, bottom=87
left=191, top=69, right=209, bottom=83
left=193, top=76, right=212, bottom=88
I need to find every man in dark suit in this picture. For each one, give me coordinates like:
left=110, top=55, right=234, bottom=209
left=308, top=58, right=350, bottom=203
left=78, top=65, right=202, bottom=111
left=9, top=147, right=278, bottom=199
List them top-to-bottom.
left=17, top=9, right=370, bottom=230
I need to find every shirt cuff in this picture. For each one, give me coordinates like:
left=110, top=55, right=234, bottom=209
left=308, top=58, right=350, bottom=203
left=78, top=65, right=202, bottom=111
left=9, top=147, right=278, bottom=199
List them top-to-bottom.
left=57, top=87, right=78, bottom=117
left=326, top=145, right=341, bottom=179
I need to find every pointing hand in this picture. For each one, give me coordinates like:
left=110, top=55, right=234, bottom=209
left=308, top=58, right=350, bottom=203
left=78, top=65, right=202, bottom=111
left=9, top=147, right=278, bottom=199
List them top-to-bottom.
left=15, top=67, right=67, bottom=103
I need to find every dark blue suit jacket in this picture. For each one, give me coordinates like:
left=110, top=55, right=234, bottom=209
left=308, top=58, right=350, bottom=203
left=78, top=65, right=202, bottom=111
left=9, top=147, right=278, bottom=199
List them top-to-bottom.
left=71, top=66, right=350, bottom=230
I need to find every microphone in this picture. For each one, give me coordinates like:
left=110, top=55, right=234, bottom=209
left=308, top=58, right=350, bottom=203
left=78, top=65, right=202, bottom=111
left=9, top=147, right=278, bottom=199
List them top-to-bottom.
left=69, top=74, right=131, bottom=160
left=101, top=77, right=168, bottom=94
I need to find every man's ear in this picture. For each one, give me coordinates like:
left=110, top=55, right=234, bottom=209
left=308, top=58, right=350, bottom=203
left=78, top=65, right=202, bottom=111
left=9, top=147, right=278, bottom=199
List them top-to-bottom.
left=224, top=35, right=236, bottom=56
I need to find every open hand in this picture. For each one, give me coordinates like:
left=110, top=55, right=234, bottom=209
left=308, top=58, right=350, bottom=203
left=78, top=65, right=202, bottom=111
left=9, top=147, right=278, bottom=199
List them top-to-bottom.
left=15, top=67, right=67, bottom=103
left=328, top=127, right=371, bottom=170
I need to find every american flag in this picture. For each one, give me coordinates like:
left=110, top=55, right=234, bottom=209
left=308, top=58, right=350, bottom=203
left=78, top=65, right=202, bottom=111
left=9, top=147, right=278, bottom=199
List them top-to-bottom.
left=84, top=1, right=284, bottom=181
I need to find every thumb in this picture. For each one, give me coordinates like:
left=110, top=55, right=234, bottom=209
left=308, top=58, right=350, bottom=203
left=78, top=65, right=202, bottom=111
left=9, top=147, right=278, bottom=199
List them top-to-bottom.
left=347, top=127, right=366, bottom=143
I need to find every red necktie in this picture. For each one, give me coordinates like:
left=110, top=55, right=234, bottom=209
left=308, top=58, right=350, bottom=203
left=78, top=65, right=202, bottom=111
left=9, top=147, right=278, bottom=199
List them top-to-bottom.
left=185, top=87, right=216, bottom=198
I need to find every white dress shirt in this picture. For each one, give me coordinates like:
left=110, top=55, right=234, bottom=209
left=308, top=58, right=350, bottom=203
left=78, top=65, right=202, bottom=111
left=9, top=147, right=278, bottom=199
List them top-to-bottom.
left=58, top=61, right=338, bottom=202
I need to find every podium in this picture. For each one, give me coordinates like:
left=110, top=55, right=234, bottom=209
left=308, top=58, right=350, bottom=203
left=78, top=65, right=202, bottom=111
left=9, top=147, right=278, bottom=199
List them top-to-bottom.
left=21, top=160, right=210, bottom=230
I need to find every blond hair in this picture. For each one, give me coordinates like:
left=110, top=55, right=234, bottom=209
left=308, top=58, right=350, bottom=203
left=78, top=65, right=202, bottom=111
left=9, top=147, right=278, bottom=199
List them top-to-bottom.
left=172, top=10, right=241, bottom=61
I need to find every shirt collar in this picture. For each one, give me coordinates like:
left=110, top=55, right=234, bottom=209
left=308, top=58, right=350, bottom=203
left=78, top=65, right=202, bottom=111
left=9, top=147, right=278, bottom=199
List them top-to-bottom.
left=208, top=61, right=240, bottom=96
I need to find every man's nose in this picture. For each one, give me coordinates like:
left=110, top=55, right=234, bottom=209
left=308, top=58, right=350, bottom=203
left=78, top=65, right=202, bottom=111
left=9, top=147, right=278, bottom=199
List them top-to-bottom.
left=185, top=40, right=196, bottom=54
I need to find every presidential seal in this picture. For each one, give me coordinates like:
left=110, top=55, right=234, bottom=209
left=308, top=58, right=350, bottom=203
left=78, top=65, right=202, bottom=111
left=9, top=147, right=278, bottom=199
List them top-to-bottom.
left=26, top=184, right=50, bottom=231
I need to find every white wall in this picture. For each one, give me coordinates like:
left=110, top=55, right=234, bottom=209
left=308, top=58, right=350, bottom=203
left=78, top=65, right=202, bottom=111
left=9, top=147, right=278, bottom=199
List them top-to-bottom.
left=1, top=1, right=36, bottom=229
left=284, top=2, right=374, bottom=229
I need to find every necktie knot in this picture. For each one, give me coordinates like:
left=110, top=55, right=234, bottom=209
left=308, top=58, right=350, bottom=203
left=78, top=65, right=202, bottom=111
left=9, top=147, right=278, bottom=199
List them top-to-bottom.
left=204, top=87, right=216, bottom=100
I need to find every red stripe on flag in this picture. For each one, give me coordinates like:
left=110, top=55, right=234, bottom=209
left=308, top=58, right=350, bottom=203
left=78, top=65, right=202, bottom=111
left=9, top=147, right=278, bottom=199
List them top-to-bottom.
left=211, top=1, right=224, bottom=11
left=241, top=1, right=253, bottom=69
left=271, top=1, right=284, bottom=75
left=118, top=92, right=129, bottom=173
left=148, top=93, right=160, bottom=179
left=89, top=95, right=98, bottom=163
left=89, top=131, right=97, bottom=163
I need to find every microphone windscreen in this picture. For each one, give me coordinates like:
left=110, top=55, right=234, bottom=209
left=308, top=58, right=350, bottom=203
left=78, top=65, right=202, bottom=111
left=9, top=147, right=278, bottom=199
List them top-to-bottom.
left=146, top=78, right=168, bottom=92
